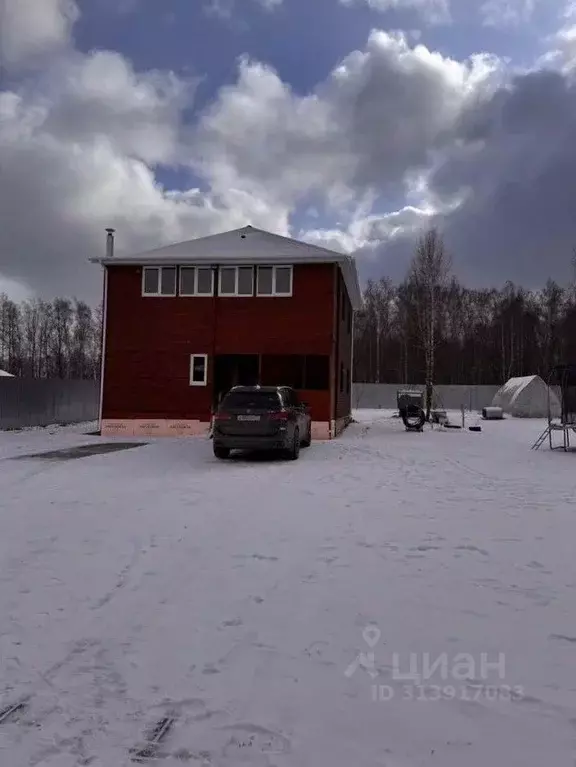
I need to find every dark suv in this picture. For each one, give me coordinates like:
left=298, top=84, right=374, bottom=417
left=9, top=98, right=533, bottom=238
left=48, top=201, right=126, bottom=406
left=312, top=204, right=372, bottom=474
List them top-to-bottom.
left=212, top=385, right=312, bottom=460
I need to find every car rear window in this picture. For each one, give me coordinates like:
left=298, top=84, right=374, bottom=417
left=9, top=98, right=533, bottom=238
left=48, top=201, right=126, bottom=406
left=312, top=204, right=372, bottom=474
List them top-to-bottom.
left=222, top=391, right=281, bottom=409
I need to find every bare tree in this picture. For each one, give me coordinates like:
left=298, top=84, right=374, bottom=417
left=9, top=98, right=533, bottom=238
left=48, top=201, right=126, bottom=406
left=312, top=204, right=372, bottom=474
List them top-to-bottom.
left=408, top=229, right=452, bottom=419
left=361, top=278, right=395, bottom=382
left=537, top=280, right=564, bottom=373
left=0, top=294, right=23, bottom=373
left=0, top=296, right=103, bottom=379
left=22, top=298, right=43, bottom=377
left=51, top=298, right=73, bottom=378
left=4, top=299, right=22, bottom=374
left=70, top=300, right=95, bottom=379
left=37, top=301, right=54, bottom=378
left=92, top=301, right=103, bottom=379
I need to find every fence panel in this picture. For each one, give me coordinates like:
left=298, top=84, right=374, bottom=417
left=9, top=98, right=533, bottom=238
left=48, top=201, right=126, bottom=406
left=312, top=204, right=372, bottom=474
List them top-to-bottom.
left=0, top=379, right=100, bottom=429
left=352, top=383, right=501, bottom=412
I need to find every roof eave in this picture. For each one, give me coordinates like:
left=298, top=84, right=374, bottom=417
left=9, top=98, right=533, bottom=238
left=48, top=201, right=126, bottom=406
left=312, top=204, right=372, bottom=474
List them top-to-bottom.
left=91, top=252, right=346, bottom=265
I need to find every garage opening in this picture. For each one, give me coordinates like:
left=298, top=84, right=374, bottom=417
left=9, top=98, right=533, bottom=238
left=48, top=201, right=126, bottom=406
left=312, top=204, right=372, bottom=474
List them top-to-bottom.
left=214, top=355, right=259, bottom=407
left=260, top=355, right=330, bottom=390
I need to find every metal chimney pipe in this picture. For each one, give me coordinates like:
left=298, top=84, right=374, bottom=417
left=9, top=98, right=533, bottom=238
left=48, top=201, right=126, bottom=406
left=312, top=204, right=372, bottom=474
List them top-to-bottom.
left=105, top=228, right=115, bottom=259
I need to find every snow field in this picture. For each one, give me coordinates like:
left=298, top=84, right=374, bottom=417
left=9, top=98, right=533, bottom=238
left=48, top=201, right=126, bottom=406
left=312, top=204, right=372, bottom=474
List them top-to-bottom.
left=0, top=411, right=575, bottom=765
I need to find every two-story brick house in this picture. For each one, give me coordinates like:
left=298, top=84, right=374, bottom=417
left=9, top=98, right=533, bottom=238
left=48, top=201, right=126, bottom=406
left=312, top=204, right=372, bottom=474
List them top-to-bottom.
left=91, top=225, right=362, bottom=440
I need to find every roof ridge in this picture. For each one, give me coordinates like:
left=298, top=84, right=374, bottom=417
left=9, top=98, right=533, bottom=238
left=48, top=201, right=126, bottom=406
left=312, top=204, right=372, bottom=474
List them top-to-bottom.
left=128, top=226, right=355, bottom=262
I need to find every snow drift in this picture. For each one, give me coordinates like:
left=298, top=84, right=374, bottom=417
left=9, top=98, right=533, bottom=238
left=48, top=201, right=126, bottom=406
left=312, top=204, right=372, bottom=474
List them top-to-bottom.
left=0, top=369, right=13, bottom=377
left=491, top=375, right=560, bottom=418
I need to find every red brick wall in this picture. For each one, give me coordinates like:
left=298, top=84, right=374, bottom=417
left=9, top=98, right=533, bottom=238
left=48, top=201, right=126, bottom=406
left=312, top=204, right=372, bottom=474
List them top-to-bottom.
left=102, top=263, right=335, bottom=422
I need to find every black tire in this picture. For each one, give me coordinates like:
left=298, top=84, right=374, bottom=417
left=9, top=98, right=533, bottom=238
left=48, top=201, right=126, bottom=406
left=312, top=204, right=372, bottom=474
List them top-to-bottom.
left=401, top=406, right=426, bottom=431
left=301, top=422, right=312, bottom=447
left=285, top=427, right=300, bottom=460
left=213, top=445, right=230, bottom=459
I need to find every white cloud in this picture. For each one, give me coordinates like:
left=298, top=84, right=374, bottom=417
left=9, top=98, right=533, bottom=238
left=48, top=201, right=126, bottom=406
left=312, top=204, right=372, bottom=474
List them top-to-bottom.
left=0, top=0, right=79, bottom=67
left=204, top=0, right=282, bottom=19
left=339, top=0, right=451, bottom=23
left=341, top=0, right=556, bottom=27
left=480, top=0, right=536, bottom=27
left=539, top=2, right=576, bottom=70
left=0, top=6, right=288, bottom=300
left=0, top=11, right=507, bottom=299
left=193, top=32, right=501, bottom=215
left=301, top=205, right=434, bottom=254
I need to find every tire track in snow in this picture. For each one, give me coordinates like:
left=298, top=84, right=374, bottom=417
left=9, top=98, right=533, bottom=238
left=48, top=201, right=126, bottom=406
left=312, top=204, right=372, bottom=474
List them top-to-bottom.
left=91, top=540, right=147, bottom=611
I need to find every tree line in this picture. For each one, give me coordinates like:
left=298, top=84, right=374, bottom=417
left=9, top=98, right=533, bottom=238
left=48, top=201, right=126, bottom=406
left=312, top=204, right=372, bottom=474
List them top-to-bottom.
left=353, top=229, right=576, bottom=387
left=0, top=295, right=102, bottom=379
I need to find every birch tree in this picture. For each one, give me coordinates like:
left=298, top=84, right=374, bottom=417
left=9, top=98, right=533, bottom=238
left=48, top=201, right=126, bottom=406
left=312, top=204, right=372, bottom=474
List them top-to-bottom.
left=408, top=229, right=452, bottom=419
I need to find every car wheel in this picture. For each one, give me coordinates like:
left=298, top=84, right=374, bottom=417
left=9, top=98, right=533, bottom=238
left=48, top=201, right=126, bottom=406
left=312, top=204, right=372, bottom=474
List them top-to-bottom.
left=301, top=422, right=312, bottom=447
left=286, top=427, right=300, bottom=460
left=213, top=445, right=230, bottom=460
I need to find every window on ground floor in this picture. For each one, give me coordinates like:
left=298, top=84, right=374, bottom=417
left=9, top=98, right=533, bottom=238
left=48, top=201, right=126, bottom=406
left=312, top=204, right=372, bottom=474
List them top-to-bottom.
left=142, top=266, right=177, bottom=296
left=190, top=354, right=208, bottom=386
left=260, top=354, right=330, bottom=390
left=260, top=354, right=303, bottom=389
left=340, top=362, right=344, bottom=393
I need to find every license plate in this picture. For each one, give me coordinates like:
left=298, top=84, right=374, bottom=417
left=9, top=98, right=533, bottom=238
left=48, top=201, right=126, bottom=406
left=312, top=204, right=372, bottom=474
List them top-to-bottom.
left=237, top=415, right=260, bottom=421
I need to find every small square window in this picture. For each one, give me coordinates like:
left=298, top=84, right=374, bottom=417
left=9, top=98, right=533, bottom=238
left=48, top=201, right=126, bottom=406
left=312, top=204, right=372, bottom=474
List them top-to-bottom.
left=274, top=266, right=292, bottom=295
left=143, top=267, right=160, bottom=295
left=161, top=267, right=177, bottom=295
left=180, top=267, right=196, bottom=296
left=219, top=267, right=236, bottom=296
left=237, top=267, right=253, bottom=296
left=257, top=267, right=273, bottom=295
left=196, top=268, right=214, bottom=295
left=190, top=354, right=207, bottom=386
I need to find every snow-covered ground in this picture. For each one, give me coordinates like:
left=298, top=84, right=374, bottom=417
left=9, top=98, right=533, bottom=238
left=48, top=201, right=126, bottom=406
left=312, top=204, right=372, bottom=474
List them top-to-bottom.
left=0, top=411, right=575, bottom=766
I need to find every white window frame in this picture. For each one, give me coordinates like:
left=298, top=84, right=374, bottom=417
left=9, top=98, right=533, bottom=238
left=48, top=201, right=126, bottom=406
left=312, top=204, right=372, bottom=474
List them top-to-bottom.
left=256, top=265, right=293, bottom=297
left=142, top=266, right=177, bottom=297
left=179, top=266, right=214, bottom=297
left=218, top=266, right=254, bottom=297
left=189, top=354, right=208, bottom=386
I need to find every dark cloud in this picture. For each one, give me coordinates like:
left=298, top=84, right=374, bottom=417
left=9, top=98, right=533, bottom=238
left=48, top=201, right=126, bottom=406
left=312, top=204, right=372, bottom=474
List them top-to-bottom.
left=354, top=67, right=576, bottom=288
left=431, top=68, right=576, bottom=287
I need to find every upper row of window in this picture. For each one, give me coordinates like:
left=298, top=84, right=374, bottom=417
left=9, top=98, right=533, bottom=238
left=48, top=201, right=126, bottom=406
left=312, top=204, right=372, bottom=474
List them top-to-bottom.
left=142, top=265, right=293, bottom=298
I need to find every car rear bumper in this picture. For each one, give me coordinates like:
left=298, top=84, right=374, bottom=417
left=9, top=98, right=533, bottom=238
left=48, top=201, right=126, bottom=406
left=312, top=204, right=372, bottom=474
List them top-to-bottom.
left=213, top=434, right=290, bottom=451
